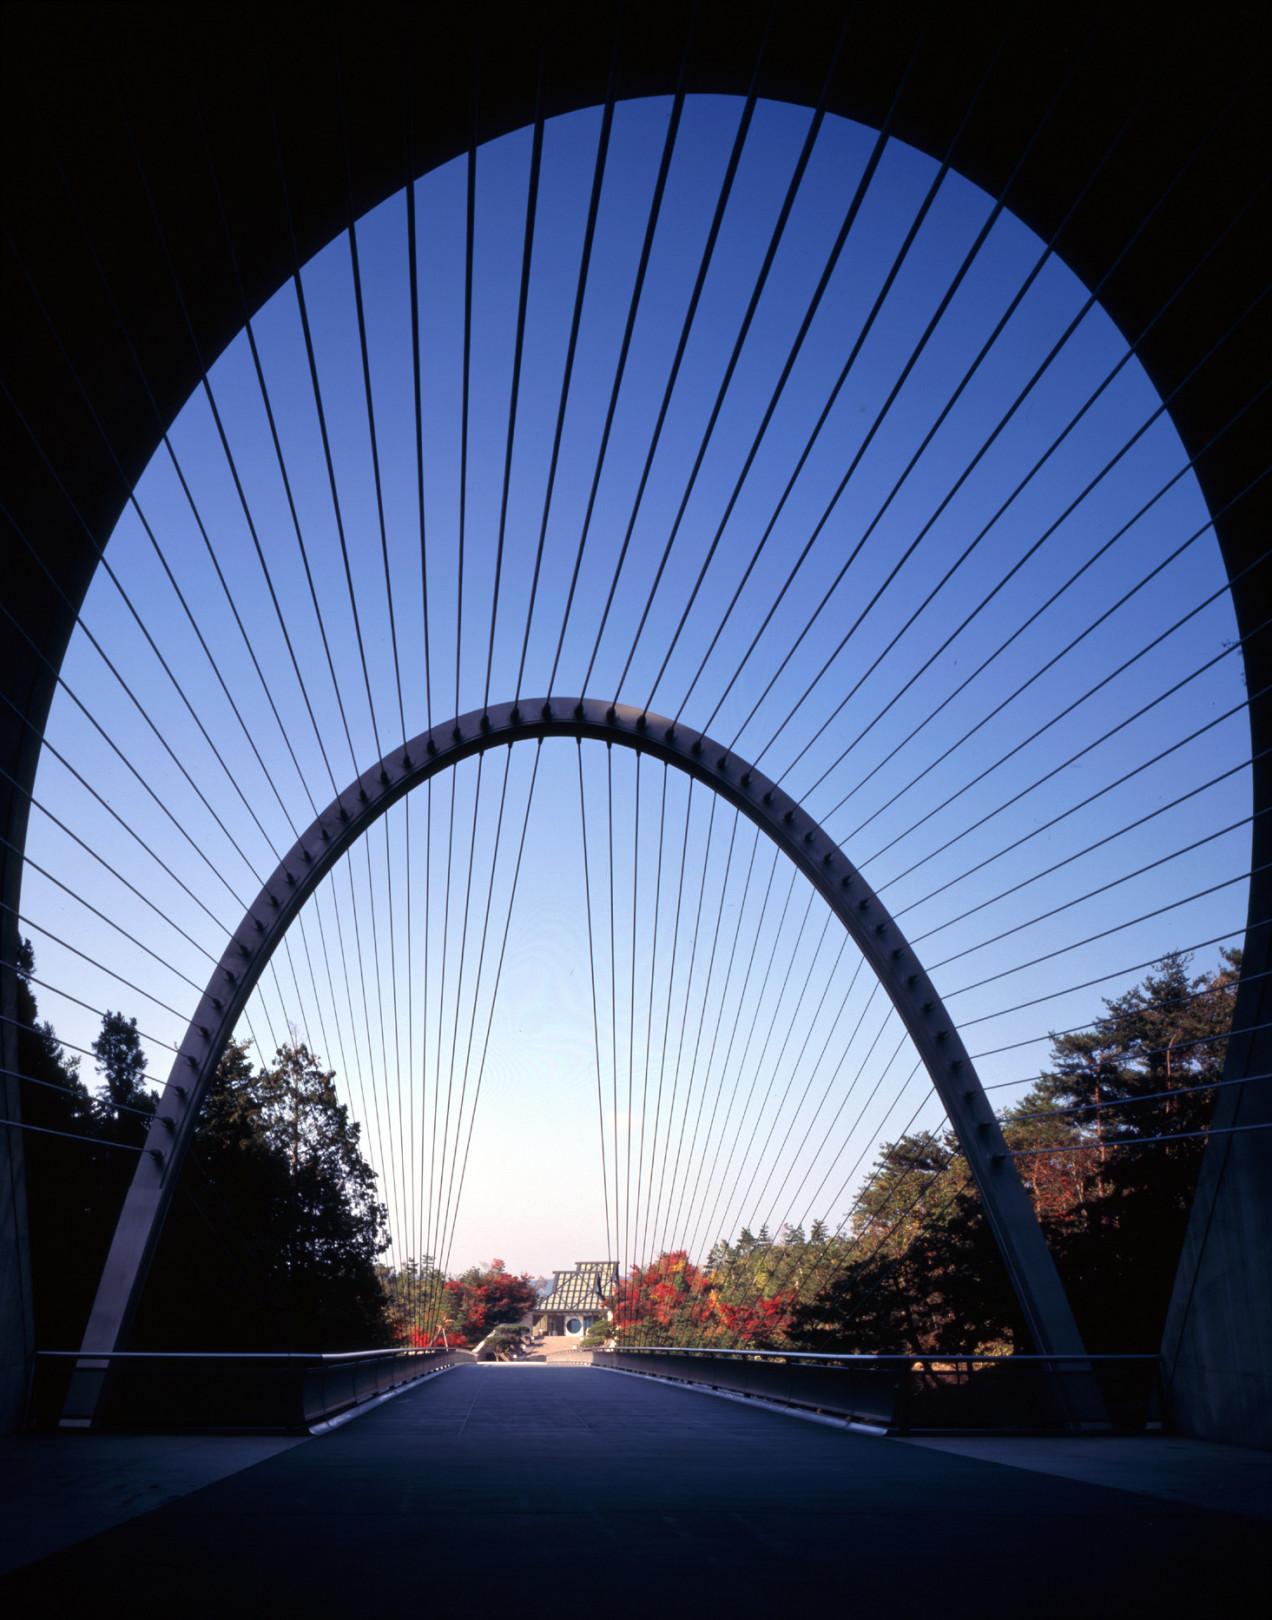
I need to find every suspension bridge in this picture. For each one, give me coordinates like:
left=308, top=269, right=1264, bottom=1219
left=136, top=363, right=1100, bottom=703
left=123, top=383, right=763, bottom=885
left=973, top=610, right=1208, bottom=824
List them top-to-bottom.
left=1, top=2, right=1269, bottom=1607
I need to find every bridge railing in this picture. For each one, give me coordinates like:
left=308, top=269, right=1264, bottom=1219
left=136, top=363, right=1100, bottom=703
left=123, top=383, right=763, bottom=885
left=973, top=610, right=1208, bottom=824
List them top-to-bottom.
left=31, top=1347, right=475, bottom=1432
left=592, top=1349, right=1163, bottom=1434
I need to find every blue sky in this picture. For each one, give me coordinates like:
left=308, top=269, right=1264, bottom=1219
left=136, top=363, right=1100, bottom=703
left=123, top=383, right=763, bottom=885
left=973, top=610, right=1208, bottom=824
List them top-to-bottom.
left=22, top=95, right=1249, bottom=1280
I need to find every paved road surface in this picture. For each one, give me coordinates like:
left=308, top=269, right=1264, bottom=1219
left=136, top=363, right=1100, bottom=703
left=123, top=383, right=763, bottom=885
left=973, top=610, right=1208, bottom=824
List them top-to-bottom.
left=3, top=1365, right=1267, bottom=1617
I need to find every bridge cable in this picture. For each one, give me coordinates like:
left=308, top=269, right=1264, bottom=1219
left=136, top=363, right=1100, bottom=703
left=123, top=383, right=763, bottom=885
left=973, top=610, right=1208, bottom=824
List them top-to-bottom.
left=639, top=3, right=1008, bottom=716
left=544, top=6, right=699, bottom=696
left=583, top=7, right=784, bottom=701
left=111, top=11, right=344, bottom=807
left=677, top=11, right=1113, bottom=733
left=189, top=13, right=365, bottom=797
left=513, top=14, right=625, bottom=702
left=333, top=17, right=410, bottom=753
left=455, top=20, right=480, bottom=719
left=483, top=25, right=549, bottom=712
left=730, top=25, right=1257, bottom=766
left=404, top=30, right=433, bottom=738
left=22, top=45, right=336, bottom=821
left=259, top=50, right=386, bottom=771
left=715, top=51, right=1261, bottom=763
left=0, top=218, right=318, bottom=839
left=754, top=219, right=1268, bottom=792
left=816, top=382, right=1268, bottom=835
left=0, top=424, right=274, bottom=895
left=818, top=430, right=1270, bottom=907
left=862, top=613, right=1270, bottom=895
left=894, top=706, right=1268, bottom=1001
left=895, top=709, right=1268, bottom=950
left=576, top=739, right=614, bottom=1266
left=438, top=744, right=544, bottom=1282
left=606, top=746, right=621, bottom=1258
left=434, top=749, right=518, bottom=1269
left=623, top=752, right=642, bottom=1276
left=0, top=753, right=226, bottom=956
left=431, top=754, right=498, bottom=1278
left=628, top=762, right=671, bottom=1282
left=423, top=770, right=460, bottom=1292
left=632, top=774, right=697, bottom=1275
left=416, top=781, right=435, bottom=1328
left=643, top=790, right=724, bottom=1267
left=403, top=796, right=419, bottom=1327
left=926, top=811, right=1264, bottom=980
left=660, top=813, right=760, bottom=1260
left=372, top=821, right=413, bottom=1283
left=354, top=823, right=408, bottom=1279
left=671, top=823, right=776, bottom=1259
left=670, top=835, right=787, bottom=1263
left=8, top=856, right=208, bottom=1001
left=663, top=858, right=805, bottom=1268
left=322, top=859, right=392, bottom=1258
left=945, top=860, right=1269, bottom=1011
left=664, top=861, right=813, bottom=1263
left=676, top=886, right=821, bottom=1271
left=7, top=909, right=206, bottom=1031
left=955, top=916, right=1266, bottom=1037
left=697, top=924, right=857, bottom=1261
left=740, top=955, right=873, bottom=1234
left=4, top=964, right=177, bottom=1058
left=973, top=970, right=1266, bottom=1073
left=770, top=1014, right=913, bottom=1242
left=743, top=1029, right=935, bottom=1329
left=795, top=1136, right=965, bottom=1344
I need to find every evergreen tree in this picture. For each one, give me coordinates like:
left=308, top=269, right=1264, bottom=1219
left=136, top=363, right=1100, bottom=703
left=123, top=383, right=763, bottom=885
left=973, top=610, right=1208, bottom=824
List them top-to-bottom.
left=14, top=941, right=98, bottom=1346
left=1011, top=948, right=1240, bottom=1350
left=1020, top=948, right=1237, bottom=1168
left=789, top=951, right=1239, bottom=1356
left=16, top=974, right=394, bottom=1351
left=92, top=1011, right=151, bottom=1114
left=134, top=1040, right=392, bottom=1351
left=788, top=1134, right=1021, bottom=1355
left=379, top=1253, right=448, bottom=1344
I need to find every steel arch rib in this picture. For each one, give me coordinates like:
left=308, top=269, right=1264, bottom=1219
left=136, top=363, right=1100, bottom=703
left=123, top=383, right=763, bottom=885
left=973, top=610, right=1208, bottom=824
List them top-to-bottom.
left=71, top=697, right=1093, bottom=1413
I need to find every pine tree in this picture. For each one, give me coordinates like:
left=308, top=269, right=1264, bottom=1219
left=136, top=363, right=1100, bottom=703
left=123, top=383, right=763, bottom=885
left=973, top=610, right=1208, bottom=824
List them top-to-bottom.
left=1009, top=948, right=1241, bottom=1350
left=788, top=950, right=1241, bottom=1356
left=92, top=1011, right=151, bottom=1114
left=135, top=1040, right=392, bottom=1351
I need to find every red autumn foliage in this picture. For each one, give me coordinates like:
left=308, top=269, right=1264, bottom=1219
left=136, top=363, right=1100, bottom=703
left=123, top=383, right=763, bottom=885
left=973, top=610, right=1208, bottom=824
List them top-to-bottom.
left=610, top=1250, right=794, bottom=1347
left=611, top=1250, right=714, bottom=1340
left=388, top=1257, right=532, bottom=1348
left=444, top=1259, right=536, bottom=1345
left=713, top=1290, right=795, bottom=1344
left=406, top=1324, right=468, bottom=1348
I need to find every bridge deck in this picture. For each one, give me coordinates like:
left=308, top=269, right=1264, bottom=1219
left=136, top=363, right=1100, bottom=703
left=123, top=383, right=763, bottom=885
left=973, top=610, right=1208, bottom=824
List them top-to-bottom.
left=3, top=1365, right=1268, bottom=1616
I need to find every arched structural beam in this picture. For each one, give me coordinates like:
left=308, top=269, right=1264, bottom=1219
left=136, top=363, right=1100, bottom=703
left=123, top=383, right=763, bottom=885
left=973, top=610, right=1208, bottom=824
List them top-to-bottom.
left=65, top=698, right=1098, bottom=1426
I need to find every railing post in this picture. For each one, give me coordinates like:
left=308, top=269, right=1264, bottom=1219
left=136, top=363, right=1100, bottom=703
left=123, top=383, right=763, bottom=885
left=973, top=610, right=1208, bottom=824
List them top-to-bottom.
left=895, top=1360, right=911, bottom=1436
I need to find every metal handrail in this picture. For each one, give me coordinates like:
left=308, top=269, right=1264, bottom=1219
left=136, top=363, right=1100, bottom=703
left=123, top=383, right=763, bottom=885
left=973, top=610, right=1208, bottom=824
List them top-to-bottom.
left=34, top=1344, right=475, bottom=1432
left=36, top=1347, right=440, bottom=1361
left=593, top=1347, right=1164, bottom=1434
left=598, top=1348, right=1159, bottom=1364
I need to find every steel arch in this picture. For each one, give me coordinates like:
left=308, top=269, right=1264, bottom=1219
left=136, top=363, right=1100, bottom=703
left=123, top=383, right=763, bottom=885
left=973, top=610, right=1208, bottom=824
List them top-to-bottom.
left=67, top=697, right=1093, bottom=1423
